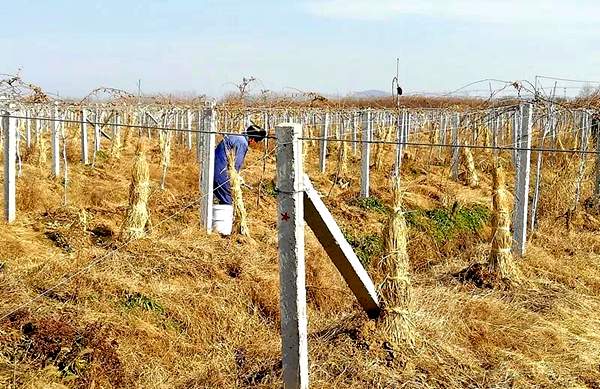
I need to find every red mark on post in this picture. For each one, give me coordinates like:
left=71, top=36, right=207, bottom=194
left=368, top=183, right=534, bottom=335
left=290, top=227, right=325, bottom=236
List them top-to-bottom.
left=281, top=212, right=290, bottom=221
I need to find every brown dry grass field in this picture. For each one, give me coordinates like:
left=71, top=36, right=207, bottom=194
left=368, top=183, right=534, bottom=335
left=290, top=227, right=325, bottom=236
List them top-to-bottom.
left=1, top=120, right=600, bottom=388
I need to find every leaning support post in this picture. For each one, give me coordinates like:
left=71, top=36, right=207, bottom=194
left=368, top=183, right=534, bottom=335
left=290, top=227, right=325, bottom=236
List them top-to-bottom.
left=51, top=103, right=60, bottom=177
left=513, top=103, right=532, bottom=256
left=199, top=106, right=216, bottom=232
left=81, top=109, right=89, bottom=164
left=361, top=110, right=371, bottom=198
left=3, top=111, right=17, bottom=223
left=276, top=122, right=308, bottom=389
left=304, top=177, right=380, bottom=316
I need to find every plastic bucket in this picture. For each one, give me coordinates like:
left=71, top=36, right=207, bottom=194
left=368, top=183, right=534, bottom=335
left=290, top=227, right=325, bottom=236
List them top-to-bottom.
left=212, top=204, right=234, bottom=235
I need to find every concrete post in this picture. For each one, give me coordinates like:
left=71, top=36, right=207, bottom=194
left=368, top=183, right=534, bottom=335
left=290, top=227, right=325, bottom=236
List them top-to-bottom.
left=52, top=103, right=60, bottom=177
left=513, top=103, right=532, bottom=256
left=200, top=106, right=216, bottom=232
left=512, top=108, right=520, bottom=165
left=81, top=109, right=89, bottom=164
left=94, top=109, right=101, bottom=152
left=187, top=109, right=193, bottom=150
left=196, top=109, right=204, bottom=161
left=25, top=110, right=31, bottom=148
left=361, top=110, right=371, bottom=198
left=394, top=110, right=405, bottom=177
left=3, top=111, right=16, bottom=223
left=351, top=112, right=357, bottom=155
left=319, top=113, right=329, bottom=173
left=451, top=113, right=460, bottom=180
left=593, top=114, right=600, bottom=199
left=275, top=122, right=308, bottom=389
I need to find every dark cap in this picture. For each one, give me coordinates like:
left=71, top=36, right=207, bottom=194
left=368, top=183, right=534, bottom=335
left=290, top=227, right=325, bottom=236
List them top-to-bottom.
left=244, top=124, right=267, bottom=142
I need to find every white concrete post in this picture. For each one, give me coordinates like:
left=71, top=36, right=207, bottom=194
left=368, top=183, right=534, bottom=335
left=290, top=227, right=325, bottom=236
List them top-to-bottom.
left=51, top=103, right=60, bottom=177
left=513, top=103, right=532, bottom=256
left=530, top=105, right=554, bottom=231
left=199, top=106, right=216, bottom=232
left=512, top=108, right=520, bottom=165
left=81, top=109, right=89, bottom=164
left=94, top=109, right=101, bottom=152
left=186, top=109, right=193, bottom=150
left=196, top=109, right=204, bottom=161
left=25, top=110, right=31, bottom=148
left=361, top=110, right=371, bottom=198
left=394, top=110, right=405, bottom=177
left=3, top=111, right=17, bottom=223
left=351, top=112, right=358, bottom=155
left=319, top=113, right=329, bottom=173
left=438, top=113, right=447, bottom=158
left=451, top=113, right=460, bottom=180
left=594, top=114, right=600, bottom=199
left=275, top=122, right=308, bottom=389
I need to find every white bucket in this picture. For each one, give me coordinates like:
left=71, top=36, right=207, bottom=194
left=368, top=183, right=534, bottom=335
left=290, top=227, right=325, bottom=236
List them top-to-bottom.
left=212, top=204, right=234, bottom=235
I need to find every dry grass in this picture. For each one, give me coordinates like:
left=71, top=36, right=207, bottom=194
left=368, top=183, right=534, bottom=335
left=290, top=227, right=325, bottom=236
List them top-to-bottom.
left=0, top=124, right=599, bottom=388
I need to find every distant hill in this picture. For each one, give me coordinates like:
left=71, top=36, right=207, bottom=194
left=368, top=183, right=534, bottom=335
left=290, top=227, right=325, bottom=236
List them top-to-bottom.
left=351, top=89, right=389, bottom=98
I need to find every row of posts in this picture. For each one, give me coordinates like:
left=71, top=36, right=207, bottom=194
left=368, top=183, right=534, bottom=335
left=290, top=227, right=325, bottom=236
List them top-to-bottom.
left=2, top=103, right=598, bottom=257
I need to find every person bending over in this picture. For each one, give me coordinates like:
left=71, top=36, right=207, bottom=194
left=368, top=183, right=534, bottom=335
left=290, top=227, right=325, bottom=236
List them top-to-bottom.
left=213, top=125, right=267, bottom=205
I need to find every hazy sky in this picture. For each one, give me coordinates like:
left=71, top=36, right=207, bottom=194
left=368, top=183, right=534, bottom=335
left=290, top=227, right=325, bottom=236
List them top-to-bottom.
left=2, top=0, right=599, bottom=98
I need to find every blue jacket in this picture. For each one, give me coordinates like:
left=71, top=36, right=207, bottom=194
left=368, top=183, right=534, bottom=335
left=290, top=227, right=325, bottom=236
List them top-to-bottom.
left=213, top=135, right=249, bottom=205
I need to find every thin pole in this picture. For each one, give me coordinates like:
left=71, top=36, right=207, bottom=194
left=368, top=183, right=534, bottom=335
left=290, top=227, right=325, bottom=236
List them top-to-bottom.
left=3, top=111, right=16, bottom=223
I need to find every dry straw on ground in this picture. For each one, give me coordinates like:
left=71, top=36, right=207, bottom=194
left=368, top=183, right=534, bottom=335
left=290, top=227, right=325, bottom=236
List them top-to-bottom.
left=121, top=141, right=151, bottom=240
left=378, top=176, right=416, bottom=348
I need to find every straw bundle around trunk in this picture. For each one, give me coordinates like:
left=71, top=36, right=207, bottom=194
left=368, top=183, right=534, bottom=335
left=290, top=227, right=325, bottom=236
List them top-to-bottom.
left=123, top=113, right=132, bottom=147
left=484, top=126, right=492, bottom=152
left=109, top=128, right=122, bottom=160
left=159, top=130, right=171, bottom=190
left=340, top=132, right=348, bottom=174
left=121, top=141, right=151, bottom=241
left=461, top=146, right=480, bottom=188
left=227, top=149, right=250, bottom=237
left=488, top=164, right=518, bottom=283
left=378, top=177, right=416, bottom=348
